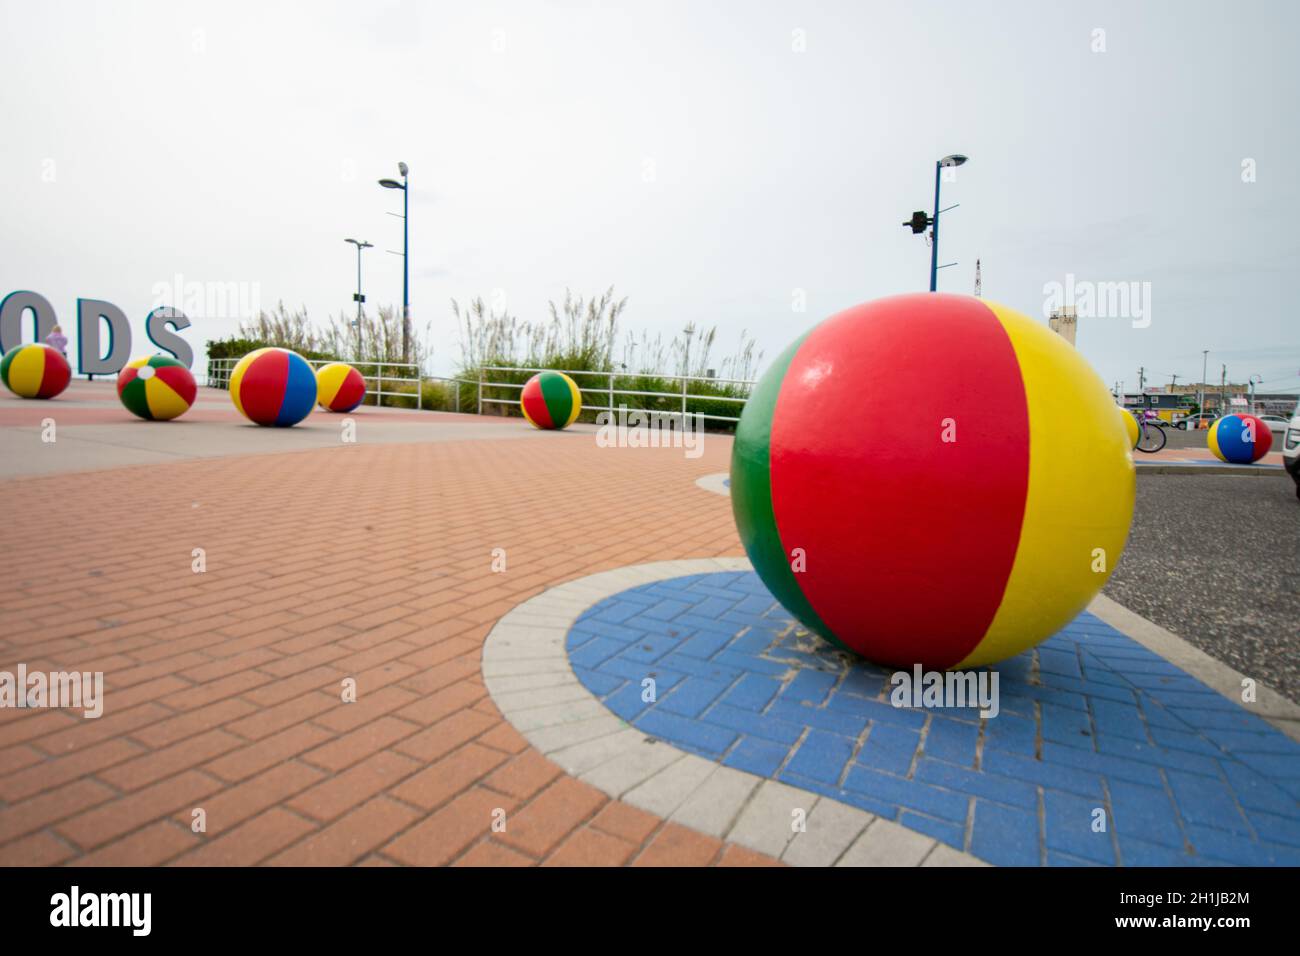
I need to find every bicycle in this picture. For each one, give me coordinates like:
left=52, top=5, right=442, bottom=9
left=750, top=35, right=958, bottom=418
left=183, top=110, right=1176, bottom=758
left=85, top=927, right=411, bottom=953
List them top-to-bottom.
left=1135, top=414, right=1167, bottom=453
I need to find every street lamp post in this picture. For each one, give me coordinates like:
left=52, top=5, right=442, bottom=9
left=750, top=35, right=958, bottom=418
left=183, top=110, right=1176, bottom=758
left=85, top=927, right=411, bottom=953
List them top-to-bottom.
left=903, top=154, right=968, bottom=291
left=930, top=154, right=967, bottom=292
left=378, top=162, right=410, bottom=364
left=344, top=238, right=373, bottom=360
left=1199, top=349, right=1209, bottom=426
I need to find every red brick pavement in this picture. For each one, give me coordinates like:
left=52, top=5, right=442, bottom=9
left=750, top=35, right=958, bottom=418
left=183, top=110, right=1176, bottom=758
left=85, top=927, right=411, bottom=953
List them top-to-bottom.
left=0, top=427, right=782, bottom=865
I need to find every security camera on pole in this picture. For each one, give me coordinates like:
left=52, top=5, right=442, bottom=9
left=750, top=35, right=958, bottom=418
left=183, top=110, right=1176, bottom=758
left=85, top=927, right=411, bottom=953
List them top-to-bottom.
left=344, top=238, right=372, bottom=360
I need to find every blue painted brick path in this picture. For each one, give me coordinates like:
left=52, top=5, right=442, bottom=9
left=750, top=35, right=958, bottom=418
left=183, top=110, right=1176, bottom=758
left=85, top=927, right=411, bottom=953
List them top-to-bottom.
left=565, top=571, right=1300, bottom=867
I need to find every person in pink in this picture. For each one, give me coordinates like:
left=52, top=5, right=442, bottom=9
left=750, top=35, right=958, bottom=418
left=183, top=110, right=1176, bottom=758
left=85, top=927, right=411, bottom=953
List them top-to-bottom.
left=44, top=324, right=68, bottom=355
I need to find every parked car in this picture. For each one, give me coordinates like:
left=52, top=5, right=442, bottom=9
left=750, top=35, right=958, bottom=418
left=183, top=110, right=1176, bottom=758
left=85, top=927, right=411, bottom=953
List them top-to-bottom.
left=1283, top=406, right=1300, bottom=500
left=1175, top=412, right=1218, bottom=430
left=1259, top=415, right=1289, bottom=435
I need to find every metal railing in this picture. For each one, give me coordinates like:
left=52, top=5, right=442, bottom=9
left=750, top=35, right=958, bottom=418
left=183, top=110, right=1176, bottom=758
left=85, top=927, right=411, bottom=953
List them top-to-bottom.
left=198, top=357, right=754, bottom=422
left=206, top=357, right=427, bottom=410
left=475, top=366, right=754, bottom=425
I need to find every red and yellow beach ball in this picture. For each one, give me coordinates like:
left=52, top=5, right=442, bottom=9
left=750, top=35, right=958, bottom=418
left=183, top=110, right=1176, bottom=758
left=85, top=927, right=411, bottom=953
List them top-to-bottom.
left=731, top=293, right=1136, bottom=670
left=0, top=343, right=71, bottom=399
left=229, top=348, right=317, bottom=427
left=116, top=355, right=197, bottom=421
left=316, top=362, right=366, bottom=413
left=521, top=371, right=581, bottom=430
left=1208, top=414, right=1272, bottom=464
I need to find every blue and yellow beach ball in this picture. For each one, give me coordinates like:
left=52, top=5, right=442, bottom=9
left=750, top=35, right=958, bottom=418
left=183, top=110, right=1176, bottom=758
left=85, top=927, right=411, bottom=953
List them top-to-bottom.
left=731, top=293, right=1136, bottom=670
left=229, top=348, right=316, bottom=427
left=1208, top=414, right=1272, bottom=464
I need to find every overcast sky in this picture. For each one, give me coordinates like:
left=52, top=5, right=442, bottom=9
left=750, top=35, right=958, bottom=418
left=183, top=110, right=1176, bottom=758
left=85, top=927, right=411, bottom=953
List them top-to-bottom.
left=2, top=0, right=1297, bottom=393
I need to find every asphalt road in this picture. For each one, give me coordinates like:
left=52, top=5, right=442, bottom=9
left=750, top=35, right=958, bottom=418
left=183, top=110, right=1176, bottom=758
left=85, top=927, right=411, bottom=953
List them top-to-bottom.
left=1105, top=471, right=1300, bottom=704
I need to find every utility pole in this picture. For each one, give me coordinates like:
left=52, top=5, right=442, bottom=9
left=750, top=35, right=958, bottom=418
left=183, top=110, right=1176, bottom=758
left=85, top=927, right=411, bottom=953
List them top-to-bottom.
left=973, top=258, right=982, bottom=297
left=1199, top=349, right=1208, bottom=417
left=1220, top=364, right=1227, bottom=415
left=1137, top=367, right=1146, bottom=391
left=1169, top=373, right=1179, bottom=388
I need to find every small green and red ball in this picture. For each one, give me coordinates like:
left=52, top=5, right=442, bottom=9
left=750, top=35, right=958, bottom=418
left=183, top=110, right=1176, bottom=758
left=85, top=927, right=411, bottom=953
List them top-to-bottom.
left=521, top=371, right=582, bottom=430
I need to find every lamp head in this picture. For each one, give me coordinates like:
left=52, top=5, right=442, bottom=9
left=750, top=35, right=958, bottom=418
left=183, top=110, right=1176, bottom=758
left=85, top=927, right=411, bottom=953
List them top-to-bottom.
left=939, top=154, right=968, bottom=167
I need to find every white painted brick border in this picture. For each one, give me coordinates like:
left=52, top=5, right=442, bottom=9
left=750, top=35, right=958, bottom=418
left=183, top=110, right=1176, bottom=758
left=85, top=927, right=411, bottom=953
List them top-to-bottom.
left=693, top=472, right=730, bottom=496
left=481, top=557, right=985, bottom=867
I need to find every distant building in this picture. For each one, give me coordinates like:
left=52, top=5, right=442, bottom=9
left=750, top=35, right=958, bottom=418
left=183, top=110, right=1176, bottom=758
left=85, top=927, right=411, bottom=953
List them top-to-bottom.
left=1048, top=307, right=1077, bottom=347
left=1121, top=387, right=1297, bottom=420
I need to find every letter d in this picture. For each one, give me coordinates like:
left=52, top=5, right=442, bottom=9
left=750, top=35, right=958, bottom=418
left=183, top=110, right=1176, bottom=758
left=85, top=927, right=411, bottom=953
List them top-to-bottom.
left=77, top=299, right=132, bottom=374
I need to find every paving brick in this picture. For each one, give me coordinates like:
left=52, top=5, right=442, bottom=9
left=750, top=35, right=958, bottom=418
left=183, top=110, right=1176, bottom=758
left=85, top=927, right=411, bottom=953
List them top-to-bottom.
left=309, top=685, right=422, bottom=734
left=34, top=703, right=173, bottom=755
left=393, top=708, right=497, bottom=763
left=300, top=715, right=420, bottom=773
left=476, top=722, right=531, bottom=755
left=205, top=723, right=335, bottom=783
left=100, top=729, right=245, bottom=791
left=0, top=738, right=144, bottom=802
left=389, top=743, right=509, bottom=811
left=484, top=750, right=564, bottom=800
left=288, top=751, right=421, bottom=821
left=181, top=762, right=326, bottom=834
left=1165, top=769, right=1251, bottom=834
left=56, top=770, right=223, bottom=850
left=496, top=776, right=607, bottom=858
left=0, top=777, right=117, bottom=844
left=383, top=787, right=518, bottom=867
left=1043, top=789, right=1115, bottom=865
left=268, top=797, right=421, bottom=866
left=969, top=799, right=1040, bottom=867
left=589, top=800, right=662, bottom=846
left=172, top=808, right=318, bottom=866
left=837, top=818, right=935, bottom=867
left=77, top=820, right=199, bottom=866
left=632, top=821, right=723, bottom=866
left=542, top=827, right=637, bottom=866
left=0, top=830, right=78, bottom=866
left=452, top=839, right=536, bottom=867
left=717, top=843, right=785, bottom=866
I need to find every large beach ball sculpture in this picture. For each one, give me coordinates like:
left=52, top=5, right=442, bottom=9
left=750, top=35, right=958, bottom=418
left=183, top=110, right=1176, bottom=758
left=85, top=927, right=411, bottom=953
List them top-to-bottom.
left=731, top=293, right=1136, bottom=670
left=0, top=343, right=71, bottom=399
left=229, top=348, right=316, bottom=427
left=117, top=355, right=196, bottom=421
left=316, top=362, right=366, bottom=413
left=520, top=371, right=581, bottom=430
left=1121, top=408, right=1140, bottom=449
left=1208, top=413, right=1272, bottom=464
